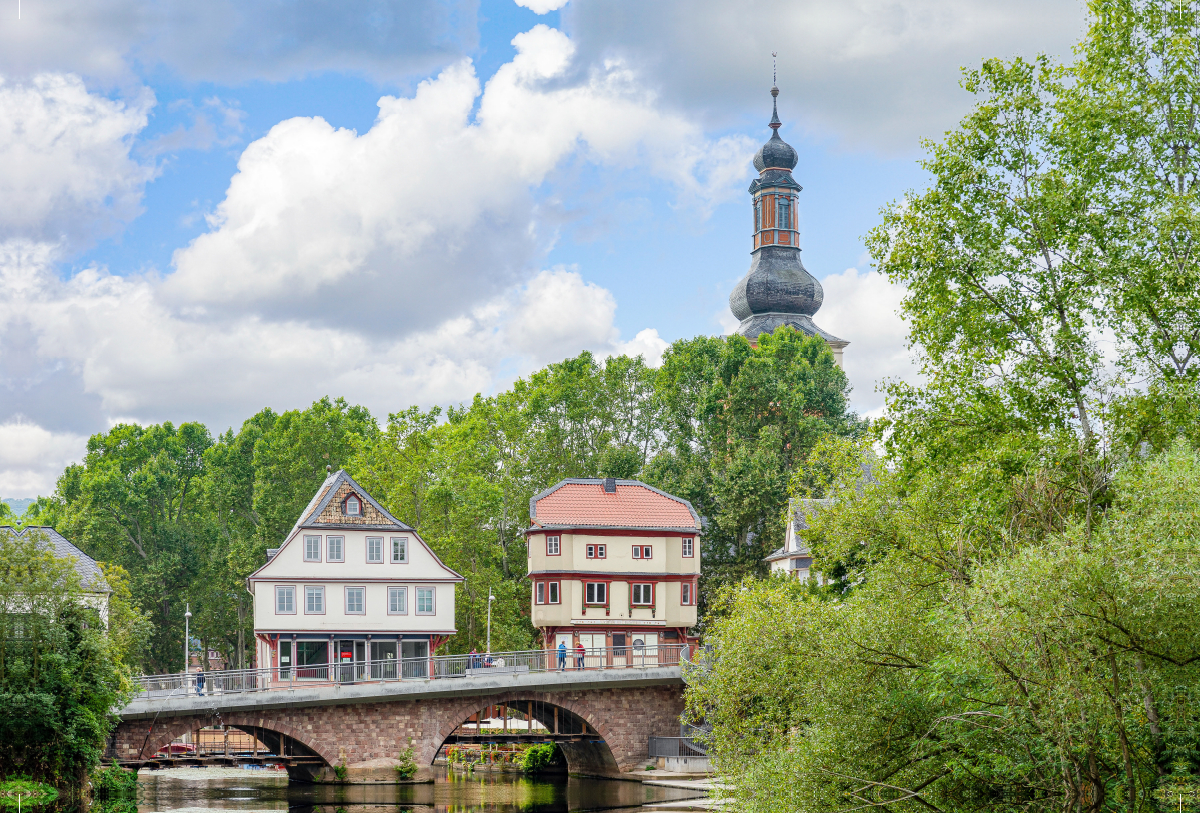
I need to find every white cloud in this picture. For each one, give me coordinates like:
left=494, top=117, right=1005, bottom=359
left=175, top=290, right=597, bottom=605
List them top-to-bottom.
left=0, top=0, right=477, bottom=85
left=515, top=0, right=571, bottom=13
left=566, top=0, right=1087, bottom=152
left=162, top=25, right=753, bottom=336
left=0, top=75, right=154, bottom=249
left=0, top=243, right=663, bottom=494
left=815, top=266, right=916, bottom=417
left=0, top=419, right=86, bottom=496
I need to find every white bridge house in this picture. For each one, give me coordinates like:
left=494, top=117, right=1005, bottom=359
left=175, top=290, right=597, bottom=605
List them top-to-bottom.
left=247, top=469, right=462, bottom=681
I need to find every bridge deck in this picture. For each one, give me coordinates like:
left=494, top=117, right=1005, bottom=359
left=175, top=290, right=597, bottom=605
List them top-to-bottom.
left=119, top=664, right=683, bottom=719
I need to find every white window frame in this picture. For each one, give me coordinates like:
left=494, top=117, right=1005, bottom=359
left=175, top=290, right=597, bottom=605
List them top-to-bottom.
left=345, top=495, right=362, bottom=515
left=304, top=535, right=321, bottom=562
left=327, top=535, right=345, bottom=563
left=546, top=535, right=560, bottom=556
left=366, top=536, right=383, bottom=563
left=391, top=537, right=408, bottom=563
left=682, top=537, right=694, bottom=557
left=548, top=581, right=560, bottom=604
left=536, top=582, right=545, bottom=605
left=585, top=582, right=607, bottom=605
left=682, top=582, right=693, bottom=605
left=632, top=583, right=654, bottom=606
left=275, top=585, right=296, bottom=614
left=304, top=585, right=325, bottom=614
left=345, top=586, right=365, bottom=615
left=388, top=586, right=408, bottom=615
left=415, top=587, right=435, bottom=615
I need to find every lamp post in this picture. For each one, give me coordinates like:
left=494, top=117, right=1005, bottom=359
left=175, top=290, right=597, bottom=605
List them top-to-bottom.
left=486, top=592, right=496, bottom=654
left=184, top=603, right=192, bottom=674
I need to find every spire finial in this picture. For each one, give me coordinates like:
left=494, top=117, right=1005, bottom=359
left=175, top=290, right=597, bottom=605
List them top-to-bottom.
left=769, top=53, right=781, bottom=130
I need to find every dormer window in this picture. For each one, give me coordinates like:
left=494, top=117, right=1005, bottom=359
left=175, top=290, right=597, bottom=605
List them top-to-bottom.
left=344, top=495, right=361, bottom=516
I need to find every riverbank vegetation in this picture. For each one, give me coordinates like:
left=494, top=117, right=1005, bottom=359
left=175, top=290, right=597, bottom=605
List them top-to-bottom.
left=689, top=2, right=1200, bottom=812
left=14, top=328, right=857, bottom=672
left=0, top=531, right=144, bottom=787
left=0, top=778, right=58, bottom=808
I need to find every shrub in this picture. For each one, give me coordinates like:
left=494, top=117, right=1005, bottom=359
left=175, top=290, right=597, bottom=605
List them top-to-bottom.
left=520, top=743, right=558, bottom=774
left=394, top=744, right=418, bottom=780
left=91, top=764, right=137, bottom=797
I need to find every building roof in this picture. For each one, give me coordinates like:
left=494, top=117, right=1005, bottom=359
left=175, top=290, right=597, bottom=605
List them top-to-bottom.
left=730, top=85, right=847, bottom=349
left=284, top=468, right=414, bottom=541
left=528, top=479, right=701, bottom=533
left=0, top=525, right=110, bottom=593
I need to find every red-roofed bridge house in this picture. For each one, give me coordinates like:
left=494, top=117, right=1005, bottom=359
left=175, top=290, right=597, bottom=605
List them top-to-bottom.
left=526, top=478, right=701, bottom=664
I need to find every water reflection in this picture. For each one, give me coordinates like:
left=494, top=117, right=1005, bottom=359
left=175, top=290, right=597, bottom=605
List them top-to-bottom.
left=90, top=769, right=706, bottom=813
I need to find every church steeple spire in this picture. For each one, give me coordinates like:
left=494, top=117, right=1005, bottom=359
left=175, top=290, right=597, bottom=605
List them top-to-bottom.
left=727, top=76, right=848, bottom=366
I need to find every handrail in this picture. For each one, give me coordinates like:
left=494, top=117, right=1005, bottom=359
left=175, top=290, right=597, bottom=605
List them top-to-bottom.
left=131, top=644, right=690, bottom=699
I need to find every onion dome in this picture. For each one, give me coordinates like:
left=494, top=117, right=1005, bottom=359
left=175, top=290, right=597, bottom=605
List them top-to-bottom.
left=727, top=83, right=848, bottom=361
left=752, top=87, right=798, bottom=172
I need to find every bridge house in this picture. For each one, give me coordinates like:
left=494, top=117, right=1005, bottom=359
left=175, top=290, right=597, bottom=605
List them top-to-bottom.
left=247, top=469, right=462, bottom=681
left=526, top=478, right=701, bottom=661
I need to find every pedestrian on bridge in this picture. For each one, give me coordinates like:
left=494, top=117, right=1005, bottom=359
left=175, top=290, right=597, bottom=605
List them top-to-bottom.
left=557, top=641, right=566, bottom=671
left=574, top=642, right=585, bottom=670
left=194, top=667, right=206, bottom=696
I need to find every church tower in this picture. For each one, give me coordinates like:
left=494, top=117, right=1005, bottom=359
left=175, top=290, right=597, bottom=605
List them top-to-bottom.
left=728, top=84, right=848, bottom=366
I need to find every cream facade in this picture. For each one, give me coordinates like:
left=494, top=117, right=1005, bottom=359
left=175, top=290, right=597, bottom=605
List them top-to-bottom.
left=247, top=470, right=462, bottom=680
left=526, top=478, right=702, bottom=659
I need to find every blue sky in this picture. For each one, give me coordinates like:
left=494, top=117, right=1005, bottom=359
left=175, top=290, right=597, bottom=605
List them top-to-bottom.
left=0, top=0, right=1086, bottom=496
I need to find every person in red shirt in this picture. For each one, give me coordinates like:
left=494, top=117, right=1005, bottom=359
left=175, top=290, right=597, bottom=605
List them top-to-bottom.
left=574, top=642, right=586, bottom=669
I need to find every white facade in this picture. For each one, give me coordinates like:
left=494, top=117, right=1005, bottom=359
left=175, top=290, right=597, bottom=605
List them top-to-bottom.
left=246, top=470, right=462, bottom=679
left=765, top=498, right=829, bottom=583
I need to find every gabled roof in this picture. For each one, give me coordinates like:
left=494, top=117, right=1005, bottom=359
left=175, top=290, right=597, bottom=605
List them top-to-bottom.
left=284, top=469, right=414, bottom=541
left=528, top=479, right=701, bottom=533
left=0, top=525, right=110, bottom=593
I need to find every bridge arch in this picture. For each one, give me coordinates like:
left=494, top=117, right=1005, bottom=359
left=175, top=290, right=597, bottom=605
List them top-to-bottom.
left=432, top=692, right=626, bottom=776
left=134, top=713, right=333, bottom=768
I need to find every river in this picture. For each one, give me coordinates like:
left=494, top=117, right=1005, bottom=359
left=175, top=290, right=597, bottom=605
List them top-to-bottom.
left=94, top=768, right=708, bottom=813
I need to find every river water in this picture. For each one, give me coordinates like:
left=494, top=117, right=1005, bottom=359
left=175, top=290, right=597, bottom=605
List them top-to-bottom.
left=99, top=768, right=707, bottom=813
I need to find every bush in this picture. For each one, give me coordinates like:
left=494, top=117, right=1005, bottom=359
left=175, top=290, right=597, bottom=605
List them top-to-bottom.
left=520, top=743, right=558, bottom=774
left=394, top=745, right=418, bottom=780
left=91, top=764, right=137, bottom=797
left=0, top=778, right=58, bottom=808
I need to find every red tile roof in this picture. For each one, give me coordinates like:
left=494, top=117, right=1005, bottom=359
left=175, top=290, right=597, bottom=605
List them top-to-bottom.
left=532, top=481, right=699, bottom=530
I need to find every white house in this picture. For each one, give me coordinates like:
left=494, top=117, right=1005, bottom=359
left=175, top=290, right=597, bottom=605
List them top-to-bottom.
left=246, top=469, right=463, bottom=681
left=764, top=498, right=830, bottom=583
left=0, top=525, right=111, bottom=622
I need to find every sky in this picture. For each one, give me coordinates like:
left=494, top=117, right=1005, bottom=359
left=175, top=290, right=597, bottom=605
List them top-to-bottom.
left=0, top=0, right=1089, bottom=498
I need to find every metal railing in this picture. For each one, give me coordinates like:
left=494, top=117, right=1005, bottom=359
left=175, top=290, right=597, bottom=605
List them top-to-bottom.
left=133, top=644, right=689, bottom=699
left=648, top=735, right=708, bottom=758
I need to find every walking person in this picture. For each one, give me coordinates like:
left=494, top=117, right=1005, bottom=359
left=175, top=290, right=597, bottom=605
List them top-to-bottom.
left=556, top=641, right=567, bottom=672
left=574, top=641, right=585, bottom=670
left=194, top=666, right=206, bottom=696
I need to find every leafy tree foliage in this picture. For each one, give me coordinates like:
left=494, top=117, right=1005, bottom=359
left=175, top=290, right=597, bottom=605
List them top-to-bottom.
left=694, top=4, right=1200, bottom=812
left=0, top=530, right=145, bottom=786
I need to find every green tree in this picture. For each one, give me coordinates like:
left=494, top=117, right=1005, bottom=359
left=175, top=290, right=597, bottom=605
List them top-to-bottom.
left=646, top=327, right=861, bottom=612
left=0, top=530, right=139, bottom=786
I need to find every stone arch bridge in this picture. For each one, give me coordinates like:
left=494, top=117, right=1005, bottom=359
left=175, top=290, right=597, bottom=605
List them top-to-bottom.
left=111, top=667, right=685, bottom=781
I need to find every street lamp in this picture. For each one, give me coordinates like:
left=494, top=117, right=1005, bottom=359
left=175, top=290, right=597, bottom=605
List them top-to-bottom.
left=486, top=592, right=496, bottom=654
left=184, top=604, right=192, bottom=674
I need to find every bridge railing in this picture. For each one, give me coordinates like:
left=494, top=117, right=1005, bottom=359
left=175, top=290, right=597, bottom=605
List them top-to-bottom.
left=131, top=644, right=689, bottom=699
left=648, top=735, right=708, bottom=758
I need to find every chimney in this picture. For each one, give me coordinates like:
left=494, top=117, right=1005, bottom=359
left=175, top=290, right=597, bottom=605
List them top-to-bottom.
left=603, top=478, right=617, bottom=493
left=266, top=548, right=279, bottom=562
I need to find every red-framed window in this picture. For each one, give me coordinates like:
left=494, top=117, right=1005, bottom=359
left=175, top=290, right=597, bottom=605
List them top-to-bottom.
left=546, top=536, right=561, bottom=555
left=682, top=537, right=694, bottom=557
left=586, top=543, right=606, bottom=559
left=632, top=545, right=651, bottom=559
left=535, top=581, right=561, bottom=605
left=584, top=582, right=608, bottom=606
left=682, top=582, right=696, bottom=605
left=631, top=583, right=654, bottom=606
